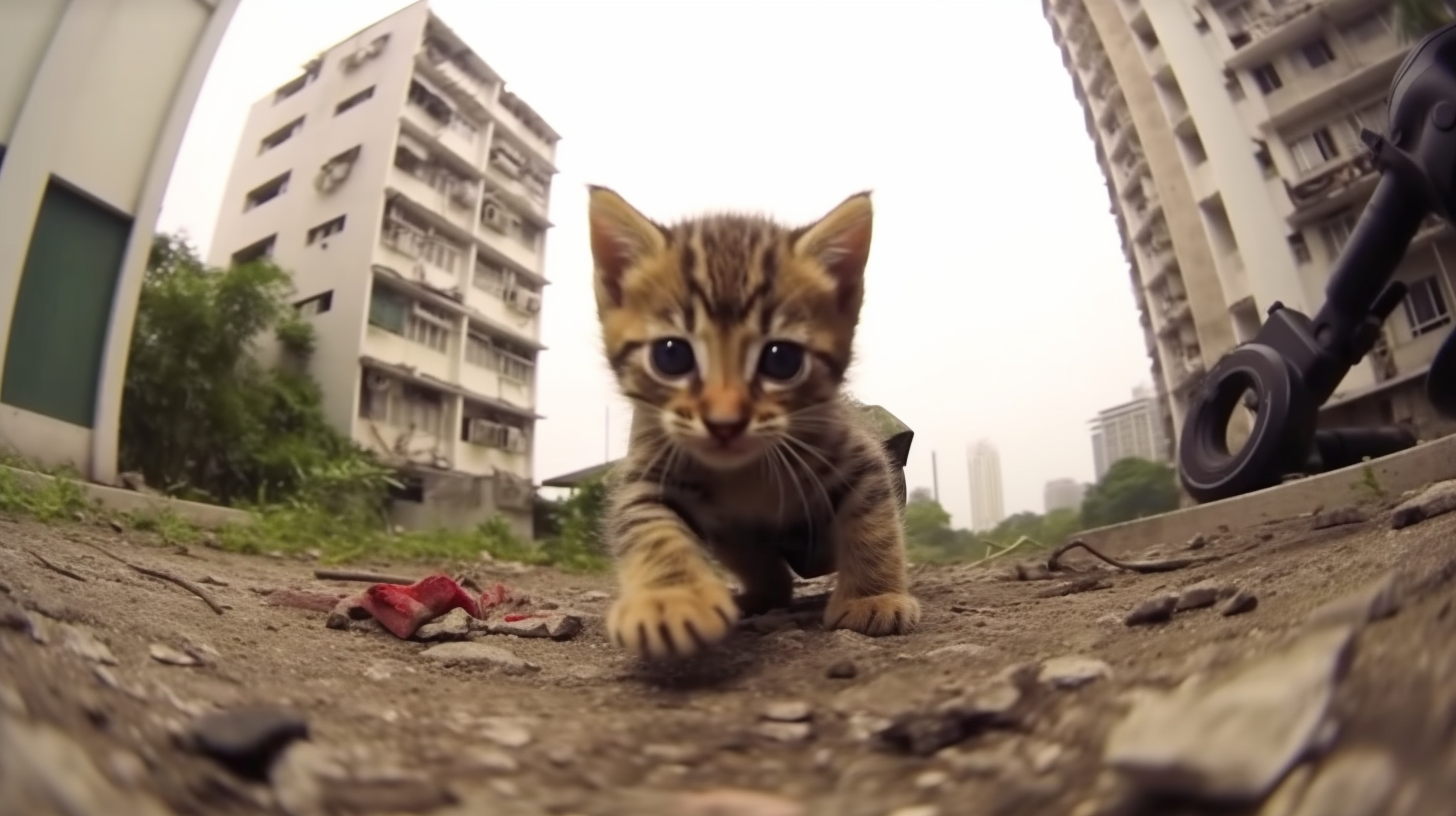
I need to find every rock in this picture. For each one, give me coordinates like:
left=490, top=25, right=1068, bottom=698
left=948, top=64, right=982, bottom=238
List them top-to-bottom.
left=1390, top=479, right=1456, bottom=529
left=1310, top=506, right=1368, bottom=530
left=1186, top=533, right=1208, bottom=550
left=1304, top=573, right=1399, bottom=630
left=1175, top=582, right=1224, bottom=612
left=579, top=590, right=611, bottom=602
left=1222, top=590, right=1259, bottom=617
left=1125, top=595, right=1178, bottom=626
left=414, top=608, right=473, bottom=641
left=486, top=614, right=583, bottom=640
left=1103, top=624, right=1357, bottom=802
left=61, top=625, right=117, bottom=666
left=419, top=642, right=538, bottom=673
left=924, top=643, right=989, bottom=660
left=149, top=644, right=201, bottom=667
left=1038, top=656, right=1111, bottom=690
left=826, top=661, right=858, bottom=679
left=877, top=665, right=1033, bottom=756
left=762, top=701, right=813, bottom=723
left=188, top=705, right=310, bottom=779
left=0, top=713, right=172, bottom=816
left=479, top=718, right=533, bottom=748
left=754, top=721, right=813, bottom=743
left=269, top=741, right=343, bottom=816
left=1028, top=742, right=1063, bottom=774
left=464, top=748, right=519, bottom=773
left=1283, top=749, right=1397, bottom=816
left=103, top=750, right=149, bottom=788
left=1260, top=765, right=1313, bottom=816
left=915, top=770, right=950, bottom=789
left=672, top=788, right=805, bottom=816
left=889, top=807, right=940, bottom=816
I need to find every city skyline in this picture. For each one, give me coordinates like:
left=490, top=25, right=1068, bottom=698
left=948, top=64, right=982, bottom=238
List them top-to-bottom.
left=967, top=439, right=1007, bottom=532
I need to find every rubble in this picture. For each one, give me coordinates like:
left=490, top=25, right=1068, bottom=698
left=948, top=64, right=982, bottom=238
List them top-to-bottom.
left=188, top=705, right=310, bottom=779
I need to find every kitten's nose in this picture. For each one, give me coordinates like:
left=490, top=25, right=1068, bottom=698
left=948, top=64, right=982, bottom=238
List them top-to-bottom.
left=704, top=417, right=749, bottom=444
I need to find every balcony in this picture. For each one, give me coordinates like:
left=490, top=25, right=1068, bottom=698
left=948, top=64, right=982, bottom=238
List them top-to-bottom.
left=1225, top=0, right=1390, bottom=70
left=403, top=79, right=483, bottom=167
left=485, top=142, right=550, bottom=225
left=1283, top=150, right=1377, bottom=226
left=388, top=155, right=478, bottom=234
left=477, top=194, right=542, bottom=273
left=1130, top=197, right=1165, bottom=243
left=377, top=205, right=469, bottom=293
left=1142, top=245, right=1176, bottom=288
left=465, top=259, right=543, bottom=344
left=364, top=284, right=458, bottom=384
left=461, top=330, right=536, bottom=411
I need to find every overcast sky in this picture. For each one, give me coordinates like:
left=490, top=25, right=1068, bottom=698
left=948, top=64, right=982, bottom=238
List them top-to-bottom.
left=157, top=0, right=1153, bottom=530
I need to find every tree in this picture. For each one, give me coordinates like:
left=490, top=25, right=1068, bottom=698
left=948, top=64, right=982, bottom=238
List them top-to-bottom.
left=1394, top=0, right=1455, bottom=42
left=1079, top=457, right=1180, bottom=529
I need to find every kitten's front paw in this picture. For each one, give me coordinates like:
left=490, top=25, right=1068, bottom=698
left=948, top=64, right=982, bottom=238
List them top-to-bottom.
left=608, top=581, right=741, bottom=660
left=824, top=592, right=921, bottom=636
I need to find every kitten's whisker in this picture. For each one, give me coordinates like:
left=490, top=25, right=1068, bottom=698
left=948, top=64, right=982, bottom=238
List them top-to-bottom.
left=777, top=440, right=835, bottom=518
left=772, top=441, right=815, bottom=534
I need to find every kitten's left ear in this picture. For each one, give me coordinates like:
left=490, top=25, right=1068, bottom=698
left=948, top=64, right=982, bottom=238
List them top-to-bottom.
left=588, top=185, right=668, bottom=307
left=791, top=191, right=874, bottom=307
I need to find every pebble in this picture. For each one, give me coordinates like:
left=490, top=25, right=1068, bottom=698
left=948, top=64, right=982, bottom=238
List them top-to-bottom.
left=1389, top=478, right=1456, bottom=528
left=1310, top=506, right=1368, bottom=530
left=1186, top=533, right=1208, bottom=550
left=1304, top=573, right=1399, bottom=631
left=1175, top=582, right=1224, bottom=612
left=579, top=590, right=611, bottom=602
left=1222, top=590, right=1259, bottom=617
left=1125, top=594, right=1178, bottom=626
left=414, top=608, right=473, bottom=641
left=486, top=614, right=583, bottom=640
left=1104, top=624, right=1357, bottom=802
left=61, top=625, right=117, bottom=666
left=419, top=642, right=539, bottom=673
left=924, top=643, right=988, bottom=660
left=149, top=644, right=201, bottom=667
left=1038, top=656, right=1111, bottom=690
left=826, top=661, right=858, bottom=679
left=878, top=666, right=1031, bottom=757
left=762, top=701, right=813, bottom=723
left=187, top=705, right=310, bottom=780
left=479, top=718, right=533, bottom=748
left=754, top=721, right=813, bottom=743
left=269, top=741, right=343, bottom=816
left=1028, top=742, right=1063, bottom=774
left=464, top=748, right=520, bottom=773
left=1284, top=749, right=1397, bottom=816
left=915, top=770, right=949, bottom=789
left=672, top=788, right=805, bottom=816
left=888, top=807, right=940, bottom=816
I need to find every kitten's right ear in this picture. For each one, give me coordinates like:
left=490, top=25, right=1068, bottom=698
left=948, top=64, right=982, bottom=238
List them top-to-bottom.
left=587, top=185, right=668, bottom=307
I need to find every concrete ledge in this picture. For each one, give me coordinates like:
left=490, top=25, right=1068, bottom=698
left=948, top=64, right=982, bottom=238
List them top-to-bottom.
left=1075, top=434, right=1456, bottom=556
left=3, top=465, right=252, bottom=530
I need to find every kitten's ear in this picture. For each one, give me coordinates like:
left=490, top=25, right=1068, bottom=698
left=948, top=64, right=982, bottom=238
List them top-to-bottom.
left=587, top=185, right=668, bottom=307
left=791, top=191, right=874, bottom=305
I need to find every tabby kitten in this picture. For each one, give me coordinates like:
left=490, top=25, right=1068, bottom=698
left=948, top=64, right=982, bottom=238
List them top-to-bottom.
left=587, top=186, right=920, bottom=660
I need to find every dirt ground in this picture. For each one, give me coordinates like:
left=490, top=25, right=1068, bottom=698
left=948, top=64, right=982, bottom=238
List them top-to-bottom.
left=5, top=484, right=1456, bottom=816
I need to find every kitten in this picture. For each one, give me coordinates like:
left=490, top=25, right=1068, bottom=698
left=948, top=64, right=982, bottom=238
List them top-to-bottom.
left=586, top=186, right=921, bottom=660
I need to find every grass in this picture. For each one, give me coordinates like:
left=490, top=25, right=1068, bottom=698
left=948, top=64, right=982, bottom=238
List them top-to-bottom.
left=0, top=456, right=609, bottom=573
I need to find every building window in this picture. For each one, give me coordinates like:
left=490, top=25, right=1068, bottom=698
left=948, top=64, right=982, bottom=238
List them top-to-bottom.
left=1340, top=10, right=1393, bottom=44
left=1300, top=38, right=1336, bottom=70
left=1250, top=63, right=1282, bottom=95
left=1223, top=68, right=1246, bottom=101
left=273, top=71, right=313, bottom=103
left=335, top=86, right=376, bottom=116
left=1349, top=101, right=1387, bottom=138
left=259, top=117, right=304, bottom=154
left=1290, top=127, right=1340, bottom=173
left=244, top=172, right=290, bottom=211
left=1319, top=212, right=1359, bottom=258
left=306, top=215, right=346, bottom=245
left=1288, top=232, right=1311, bottom=264
left=230, top=234, right=277, bottom=266
left=472, top=260, right=510, bottom=295
left=1404, top=275, right=1452, bottom=337
left=368, top=286, right=408, bottom=333
left=295, top=290, right=333, bottom=317
left=405, top=303, right=452, bottom=352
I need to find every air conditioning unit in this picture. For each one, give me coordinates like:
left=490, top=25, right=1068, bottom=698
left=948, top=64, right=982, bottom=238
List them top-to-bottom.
left=341, top=51, right=365, bottom=72
left=315, top=157, right=355, bottom=193
left=449, top=185, right=475, bottom=208
left=481, top=199, right=508, bottom=232
left=411, top=263, right=428, bottom=282
left=502, top=287, right=521, bottom=309
left=521, top=292, right=542, bottom=314
left=364, top=371, right=395, bottom=393
left=467, top=418, right=504, bottom=446
left=504, top=427, right=528, bottom=453
left=493, top=471, right=531, bottom=510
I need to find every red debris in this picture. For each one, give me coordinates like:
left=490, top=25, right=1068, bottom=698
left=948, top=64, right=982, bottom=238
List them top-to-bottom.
left=355, top=574, right=483, bottom=639
left=479, top=582, right=530, bottom=612
left=265, top=589, right=347, bottom=613
left=501, top=613, right=542, bottom=623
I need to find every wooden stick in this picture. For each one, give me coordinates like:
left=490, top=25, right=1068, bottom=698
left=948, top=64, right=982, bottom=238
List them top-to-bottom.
left=1047, top=539, right=1224, bottom=574
left=77, top=540, right=225, bottom=615
left=27, top=549, right=87, bottom=582
left=313, top=569, right=418, bottom=585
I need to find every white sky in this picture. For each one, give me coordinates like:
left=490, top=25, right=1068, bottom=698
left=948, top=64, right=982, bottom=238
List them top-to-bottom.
left=157, top=0, right=1154, bottom=530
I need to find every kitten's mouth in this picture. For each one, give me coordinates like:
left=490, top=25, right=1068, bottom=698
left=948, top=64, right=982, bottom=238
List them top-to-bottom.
left=690, top=437, right=763, bottom=468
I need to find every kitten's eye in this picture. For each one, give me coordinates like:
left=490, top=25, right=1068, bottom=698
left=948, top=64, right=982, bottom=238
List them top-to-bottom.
left=649, top=338, right=696, bottom=378
left=758, top=341, right=805, bottom=381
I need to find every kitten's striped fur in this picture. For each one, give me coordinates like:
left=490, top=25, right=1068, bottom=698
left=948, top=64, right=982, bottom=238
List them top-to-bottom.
left=587, top=186, right=920, bottom=660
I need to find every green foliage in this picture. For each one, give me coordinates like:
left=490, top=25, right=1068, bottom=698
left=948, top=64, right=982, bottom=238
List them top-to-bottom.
left=1393, top=0, right=1455, bottom=42
left=1079, top=457, right=1180, bottom=528
left=536, top=477, right=611, bottom=571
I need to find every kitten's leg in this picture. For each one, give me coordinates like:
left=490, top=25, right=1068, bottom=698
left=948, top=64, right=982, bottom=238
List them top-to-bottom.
left=823, top=472, right=921, bottom=636
left=604, top=482, right=740, bottom=659
left=708, top=542, right=795, bottom=617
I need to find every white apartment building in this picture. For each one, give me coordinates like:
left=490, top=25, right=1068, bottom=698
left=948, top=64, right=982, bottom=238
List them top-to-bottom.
left=0, top=0, right=238, bottom=485
left=1045, top=0, right=1456, bottom=453
left=208, top=1, right=558, bottom=535
left=1089, top=385, right=1171, bottom=480
left=967, top=439, right=1007, bottom=532
left=1043, top=477, right=1087, bottom=513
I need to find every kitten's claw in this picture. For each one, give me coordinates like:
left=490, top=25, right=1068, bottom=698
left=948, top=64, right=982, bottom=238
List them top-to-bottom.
left=608, top=582, right=741, bottom=660
left=824, top=592, right=921, bottom=636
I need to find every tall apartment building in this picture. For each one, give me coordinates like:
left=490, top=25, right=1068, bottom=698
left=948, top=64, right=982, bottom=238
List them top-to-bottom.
left=0, top=0, right=238, bottom=485
left=1044, top=0, right=1456, bottom=456
left=209, top=1, right=558, bottom=535
left=1089, top=385, right=1170, bottom=479
left=967, top=439, right=1007, bottom=532
left=1044, top=477, right=1088, bottom=513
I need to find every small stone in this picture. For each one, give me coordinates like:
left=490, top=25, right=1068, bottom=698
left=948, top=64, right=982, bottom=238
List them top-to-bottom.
left=1390, top=479, right=1456, bottom=529
left=1311, top=506, right=1368, bottom=530
left=1186, top=533, right=1208, bottom=550
left=1305, top=574, right=1399, bottom=630
left=1175, top=582, right=1223, bottom=612
left=579, top=590, right=610, bottom=602
left=1222, top=590, right=1259, bottom=617
left=1125, top=595, right=1178, bottom=626
left=415, top=608, right=473, bottom=641
left=486, top=614, right=583, bottom=640
left=61, top=625, right=118, bottom=666
left=419, top=641, right=538, bottom=673
left=924, top=643, right=989, bottom=660
left=149, top=644, right=201, bottom=667
left=1038, top=656, right=1112, bottom=690
left=826, top=661, right=858, bottom=679
left=763, top=701, right=812, bottom=723
left=188, top=705, right=310, bottom=779
left=479, top=718, right=533, bottom=748
left=754, top=721, right=813, bottom=742
left=270, top=741, right=343, bottom=816
left=1028, top=742, right=1063, bottom=774
left=643, top=744, right=702, bottom=765
left=464, top=748, right=519, bottom=773
left=1286, top=748, right=1396, bottom=816
left=104, top=750, right=150, bottom=788
left=915, top=770, right=950, bottom=789
left=672, top=788, right=805, bottom=816
left=889, top=807, right=940, bottom=816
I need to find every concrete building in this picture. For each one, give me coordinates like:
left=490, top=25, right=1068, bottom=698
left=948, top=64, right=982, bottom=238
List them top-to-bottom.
left=0, top=0, right=239, bottom=484
left=1043, top=0, right=1456, bottom=455
left=208, top=1, right=559, bottom=535
left=1090, top=385, right=1170, bottom=480
left=967, top=439, right=1006, bottom=532
left=1044, top=477, right=1088, bottom=513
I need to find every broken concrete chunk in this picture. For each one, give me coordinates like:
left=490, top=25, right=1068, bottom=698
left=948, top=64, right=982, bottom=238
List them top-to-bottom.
left=1390, top=479, right=1456, bottom=529
left=1310, top=506, right=1368, bottom=530
left=1304, top=573, right=1399, bottom=631
left=1175, top=582, right=1224, bottom=612
left=1221, top=590, right=1259, bottom=617
left=1125, top=594, right=1178, bottom=626
left=414, top=608, right=473, bottom=641
left=485, top=614, right=582, bottom=641
left=1104, top=624, right=1357, bottom=803
left=61, top=625, right=117, bottom=666
left=419, top=642, right=538, bottom=673
left=149, top=644, right=201, bottom=667
left=1039, top=656, right=1112, bottom=690
left=188, top=705, right=310, bottom=780
left=0, top=714, right=172, bottom=816
left=1285, top=749, right=1397, bottom=816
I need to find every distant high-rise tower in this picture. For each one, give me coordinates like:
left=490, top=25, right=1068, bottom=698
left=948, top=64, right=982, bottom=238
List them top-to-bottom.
left=1089, top=386, right=1170, bottom=481
left=967, top=440, right=1006, bottom=532
left=1043, top=478, right=1086, bottom=514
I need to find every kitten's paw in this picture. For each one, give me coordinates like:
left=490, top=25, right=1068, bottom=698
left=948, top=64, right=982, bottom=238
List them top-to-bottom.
left=608, top=581, right=740, bottom=660
left=824, top=592, right=921, bottom=636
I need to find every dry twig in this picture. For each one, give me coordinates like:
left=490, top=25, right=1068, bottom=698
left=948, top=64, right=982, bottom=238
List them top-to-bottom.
left=77, top=539, right=224, bottom=615
left=1046, top=539, right=1224, bottom=574
left=26, top=549, right=87, bottom=582
left=313, top=569, right=417, bottom=585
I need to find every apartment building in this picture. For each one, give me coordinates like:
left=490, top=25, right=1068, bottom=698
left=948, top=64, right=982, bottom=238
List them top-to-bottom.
left=0, top=0, right=238, bottom=485
left=1044, top=0, right=1456, bottom=454
left=208, top=1, right=558, bottom=535
left=1089, top=385, right=1171, bottom=480
left=967, top=439, right=1007, bottom=532
left=1043, top=477, right=1088, bottom=513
